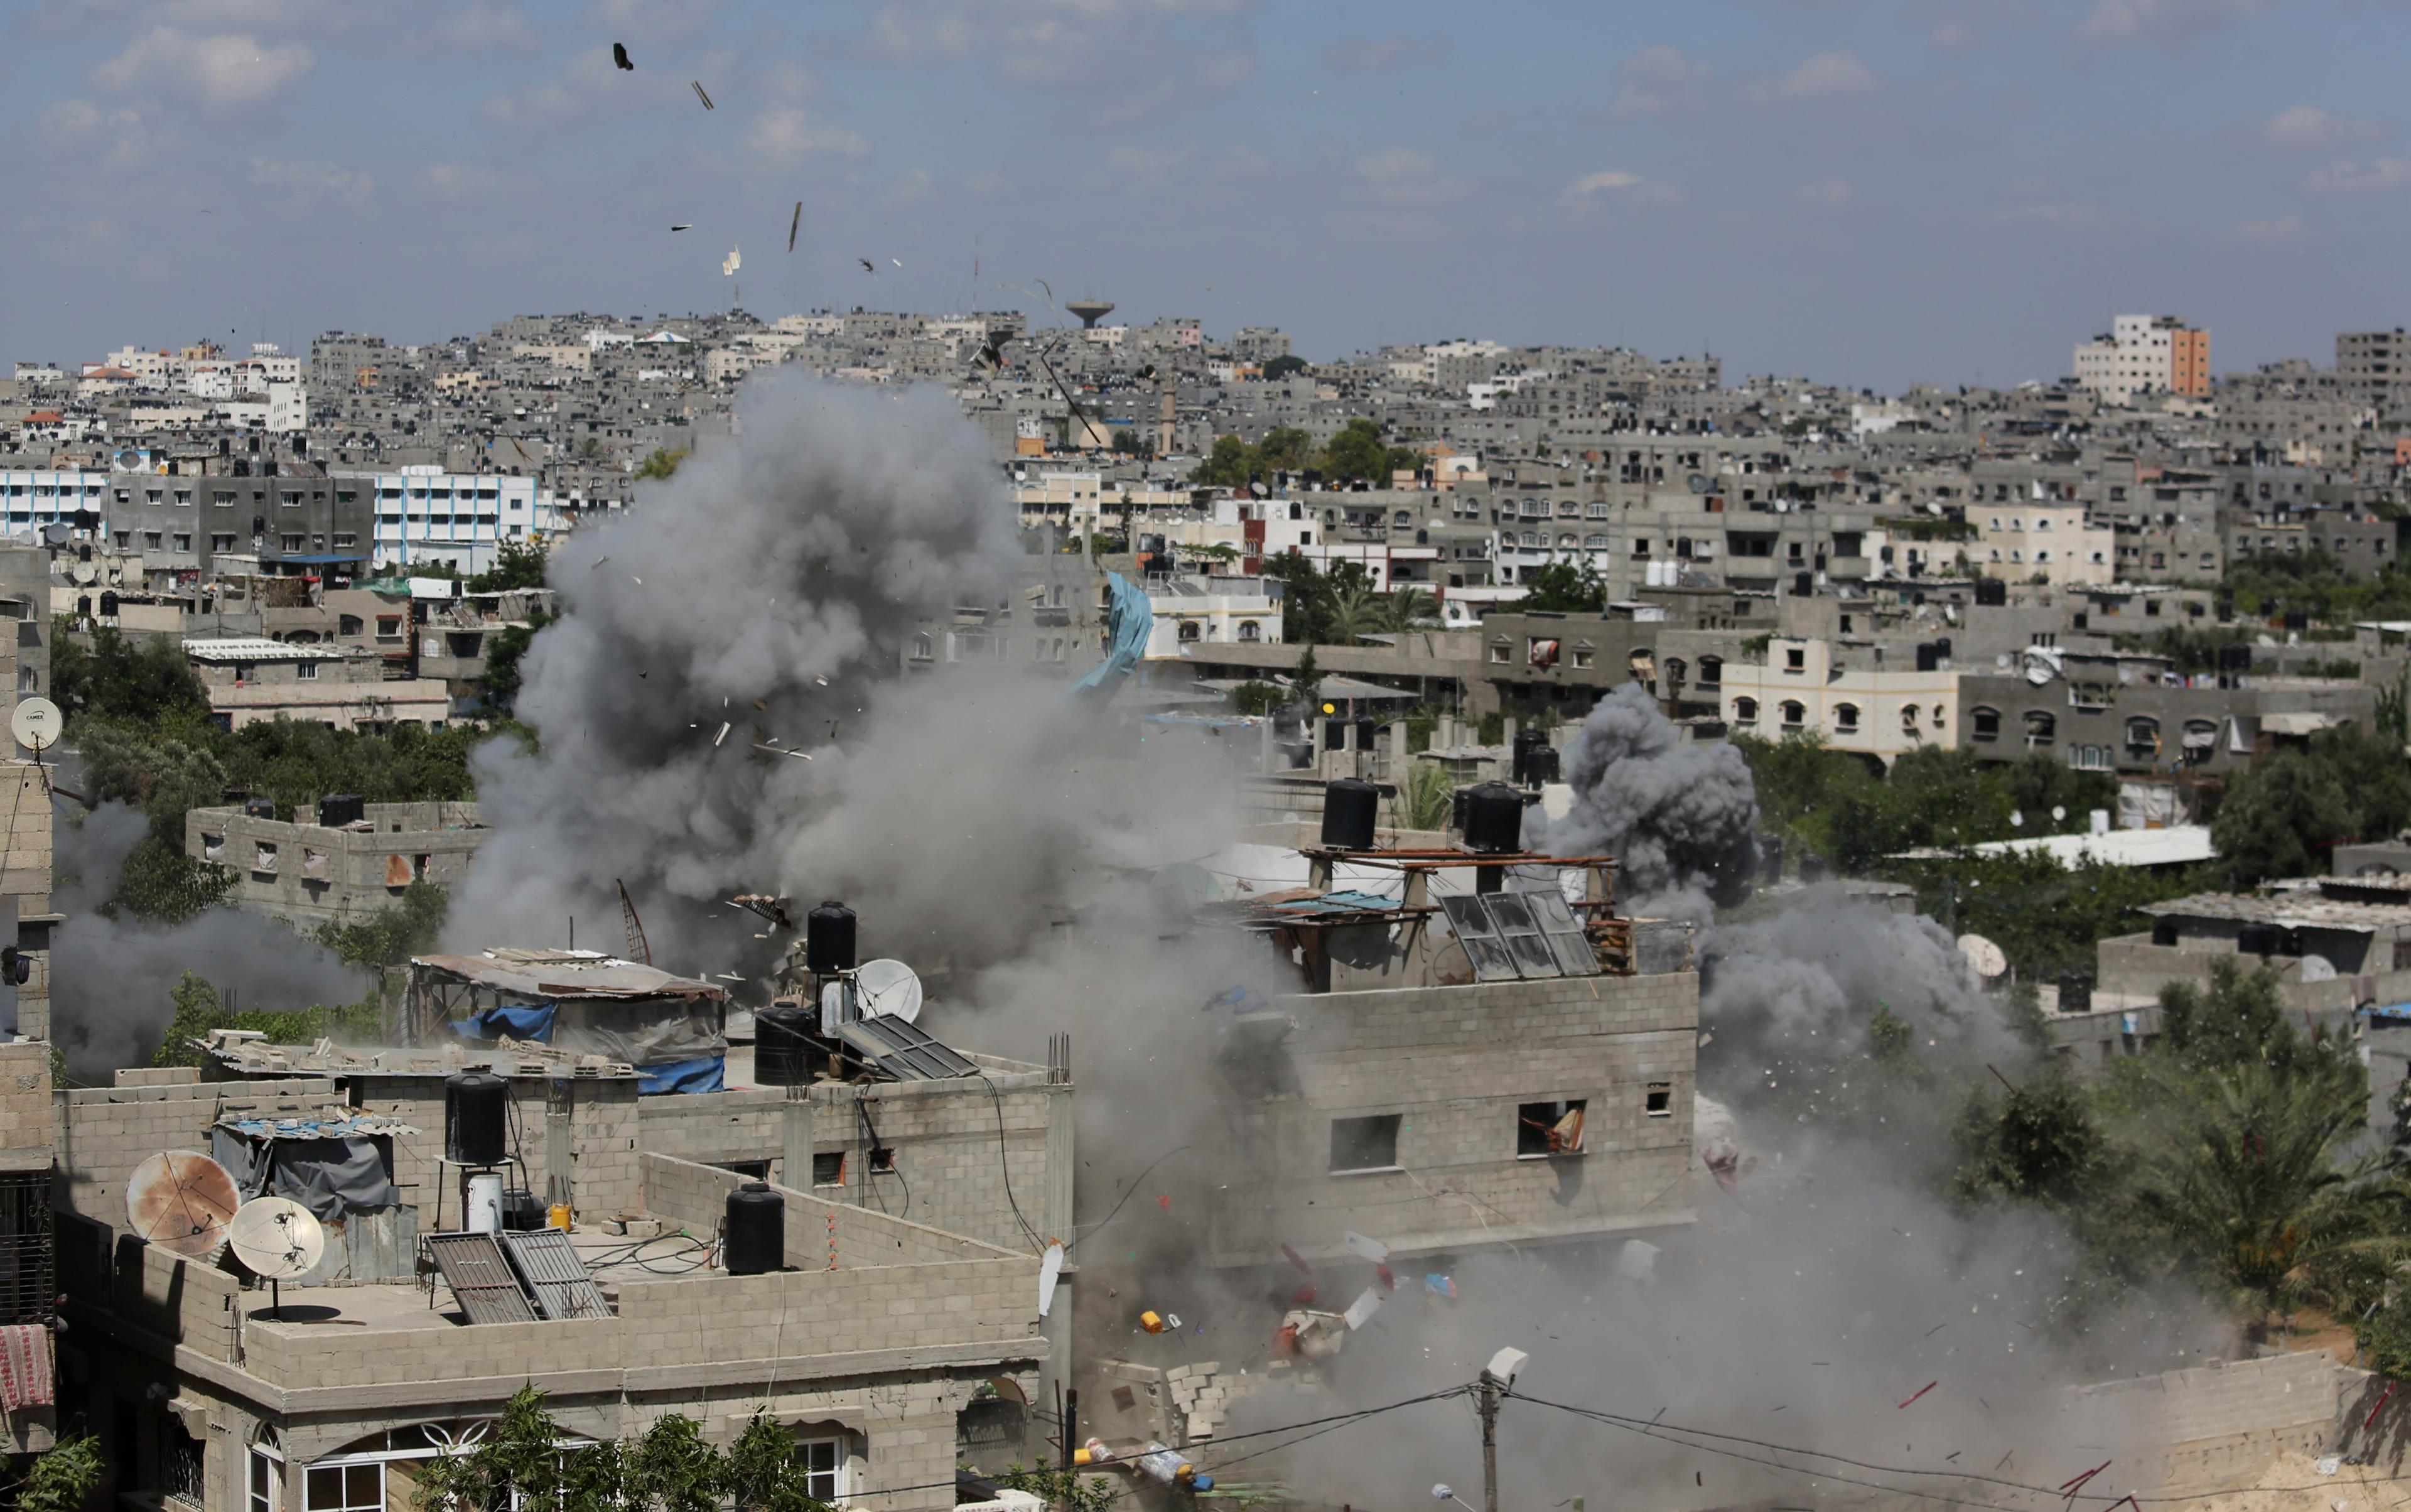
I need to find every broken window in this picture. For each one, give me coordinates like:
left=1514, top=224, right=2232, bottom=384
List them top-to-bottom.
left=1646, top=1083, right=1672, bottom=1117
left=1517, top=1099, right=1587, bottom=1157
left=1329, top=1114, right=1401, bottom=1174
left=812, top=1152, right=846, bottom=1186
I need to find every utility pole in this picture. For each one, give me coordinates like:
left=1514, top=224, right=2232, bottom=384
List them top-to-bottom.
left=1477, top=1374, right=1501, bottom=1512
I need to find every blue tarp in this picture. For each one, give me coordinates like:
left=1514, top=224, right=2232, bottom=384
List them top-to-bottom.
left=1070, top=571, right=1152, bottom=702
left=456, top=1002, right=556, bottom=1041
left=2368, top=1002, right=2411, bottom=1020
left=638, top=1056, right=725, bottom=1094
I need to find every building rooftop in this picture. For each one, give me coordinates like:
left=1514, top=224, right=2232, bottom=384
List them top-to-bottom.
left=182, top=636, right=350, bottom=662
left=2141, top=890, right=2411, bottom=932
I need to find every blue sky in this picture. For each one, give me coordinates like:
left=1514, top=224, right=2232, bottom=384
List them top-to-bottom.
left=6, top=0, right=2410, bottom=392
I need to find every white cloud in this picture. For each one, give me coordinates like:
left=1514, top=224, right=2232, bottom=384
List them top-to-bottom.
left=863, top=0, right=1247, bottom=89
left=2074, top=0, right=2285, bottom=48
left=431, top=3, right=541, bottom=54
left=92, top=28, right=314, bottom=110
left=1325, top=36, right=1440, bottom=72
left=484, top=45, right=658, bottom=126
left=1605, top=46, right=1712, bottom=119
left=1748, top=50, right=1881, bottom=110
left=37, top=99, right=153, bottom=173
left=2226, top=105, right=2391, bottom=154
left=745, top=107, right=870, bottom=167
left=1356, top=147, right=1470, bottom=207
left=248, top=155, right=372, bottom=202
left=2302, top=157, right=2411, bottom=193
left=419, top=163, right=510, bottom=198
left=1558, top=170, right=1642, bottom=205
left=1793, top=175, right=1856, bottom=209
left=2228, top=215, right=2307, bottom=242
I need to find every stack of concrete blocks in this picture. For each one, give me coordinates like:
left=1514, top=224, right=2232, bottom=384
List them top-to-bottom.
left=1165, top=1361, right=1260, bottom=1444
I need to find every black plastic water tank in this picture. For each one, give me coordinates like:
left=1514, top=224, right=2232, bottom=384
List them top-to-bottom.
left=1914, top=643, right=1938, bottom=672
left=1354, top=716, right=1378, bottom=752
left=1322, top=718, right=1347, bottom=752
left=1511, top=728, right=1547, bottom=786
left=1525, top=747, right=1560, bottom=785
left=1320, top=779, right=1378, bottom=850
left=1462, top=782, right=1526, bottom=854
left=1450, top=786, right=1472, bottom=834
left=318, top=793, right=364, bottom=828
left=1799, top=853, right=1827, bottom=884
left=806, top=901, right=856, bottom=975
left=2058, top=970, right=2093, bottom=1016
left=753, top=1005, right=817, bottom=1086
left=444, top=1072, right=509, bottom=1167
left=725, top=1182, right=785, bottom=1275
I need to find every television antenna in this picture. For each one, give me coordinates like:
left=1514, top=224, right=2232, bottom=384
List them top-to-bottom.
left=125, top=1150, right=240, bottom=1258
left=227, top=1196, right=326, bottom=1319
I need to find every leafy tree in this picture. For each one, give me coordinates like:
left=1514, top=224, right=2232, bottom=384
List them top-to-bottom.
left=1261, top=354, right=1309, bottom=381
left=1319, top=418, right=1404, bottom=482
left=1259, top=425, right=1313, bottom=473
left=1192, top=435, right=1258, bottom=490
left=635, top=446, right=689, bottom=481
left=467, top=537, right=551, bottom=594
left=1512, top=561, right=1607, bottom=613
left=1325, top=585, right=1383, bottom=645
left=1380, top=587, right=1436, bottom=632
left=481, top=607, right=558, bottom=715
left=50, top=625, right=212, bottom=729
left=1290, top=646, right=1320, bottom=709
left=1231, top=681, right=1285, bottom=716
left=75, top=721, right=230, bottom=840
left=2213, top=747, right=2358, bottom=886
left=1400, top=760, right=1454, bottom=829
left=110, top=838, right=236, bottom=924
left=316, top=882, right=450, bottom=969
left=151, top=970, right=377, bottom=1068
left=1952, top=1074, right=2104, bottom=1206
left=414, top=1386, right=782, bottom=1512
left=723, top=1413, right=834, bottom=1512
left=10, top=1435, right=104, bottom=1512
left=995, top=1467, right=1116, bottom=1512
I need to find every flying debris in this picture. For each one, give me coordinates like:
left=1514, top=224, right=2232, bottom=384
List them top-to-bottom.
left=613, top=41, right=634, bottom=70
left=691, top=80, right=715, bottom=110
left=787, top=202, right=802, bottom=253
left=671, top=224, right=692, bottom=232
left=723, top=247, right=742, bottom=278
left=858, top=257, right=875, bottom=274
left=890, top=257, right=902, bottom=267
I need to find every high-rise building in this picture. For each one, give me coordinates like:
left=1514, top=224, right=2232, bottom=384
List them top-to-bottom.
left=2073, top=315, right=2209, bottom=404
left=2338, top=328, right=2408, bottom=399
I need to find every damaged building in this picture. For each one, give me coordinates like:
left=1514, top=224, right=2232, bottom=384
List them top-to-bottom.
left=46, top=924, right=1075, bottom=1511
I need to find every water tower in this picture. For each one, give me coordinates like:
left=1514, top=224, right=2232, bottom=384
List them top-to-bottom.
left=1065, top=298, right=1116, bottom=329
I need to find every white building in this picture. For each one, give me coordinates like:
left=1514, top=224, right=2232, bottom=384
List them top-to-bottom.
left=2073, top=315, right=2208, bottom=405
left=347, top=468, right=557, bottom=574
left=0, top=472, right=108, bottom=536
left=1973, top=502, right=2116, bottom=587
left=1143, top=575, right=1283, bottom=656
left=1717, top=636, right=1960, bottom=769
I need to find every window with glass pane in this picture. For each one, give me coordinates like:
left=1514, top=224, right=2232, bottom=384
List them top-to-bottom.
left=796, top=1439, right=843, bottom=1501
left=249, top=1452, right=278, bottom=1512
left=304, top=1461, right=382, bottom=1512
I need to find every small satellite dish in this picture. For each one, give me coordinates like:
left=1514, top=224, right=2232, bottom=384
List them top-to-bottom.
left=1686, top=473, right=1711, bottom=494
left=1249, top=482, right=1269, bottom=498
left=40, top=524, right=69, bottom=548
left=71, top=563, right=96, bottom=585
left=12, top=698, right=62, bottom=754
left=2052, top=805, right=2067, bottom=823
left=2009, top=809, right=2024, bottom=828
left=1957, top=933, right=2009, bottom=980
left=2300, top=954, right=2338, bottom=983
left=853, top=958, right=924, bottom=1023
left=126, top=1150, right=240, bottom=1258
left=229, top=1197, right=325, bottom=1280
left=1038, top=1241, right=1064, bottom=1317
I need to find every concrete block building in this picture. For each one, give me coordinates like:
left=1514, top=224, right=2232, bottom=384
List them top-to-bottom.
left=185, top=801, right=486, bottom=928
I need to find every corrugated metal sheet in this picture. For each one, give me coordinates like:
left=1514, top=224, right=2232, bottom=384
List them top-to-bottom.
left=411, top=949, right=725, bottom=1002
left=834, top=1017, right=979, bottom=1080
left=500, top=1229, right=613, bottom=1320
left=424, top=1232, right=539, bottom=1324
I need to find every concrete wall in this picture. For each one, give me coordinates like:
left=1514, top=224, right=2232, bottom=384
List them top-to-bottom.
left=185, top=801, right=485, bottom=926
left=1207, top=971, right=1698, bottom=1265
left=0, top=1040, right=53, bottom=1166
left=344, top=1072, right=642, bottom=1227
left=55, top=1076, right=337, bottom=1221
left=643, top=1076, right=1071, bottom=1255
left=2065, top=1351, right=2363, bottom=1494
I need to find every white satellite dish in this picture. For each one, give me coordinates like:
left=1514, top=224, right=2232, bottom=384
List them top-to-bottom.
left=11, top=697, right=61, bottom=754
left=1957, top=933, right=2009, bottom=980
left=2300, top=954, right=2338, bottom=983
left=852, top=958, right=924, bottom=1023
left=229, top=1197, right=325, bottom=1280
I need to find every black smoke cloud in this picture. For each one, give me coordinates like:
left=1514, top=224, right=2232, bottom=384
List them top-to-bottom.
left=1535, top=683, right=1760, bottom=917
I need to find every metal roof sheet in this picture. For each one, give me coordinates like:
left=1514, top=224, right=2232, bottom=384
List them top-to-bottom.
left=411, top=949, right=726, bottom=1003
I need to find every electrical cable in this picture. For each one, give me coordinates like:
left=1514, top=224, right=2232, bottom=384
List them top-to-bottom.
left=977, top=1073, right=1045, bottom=1252
left=1062, top=1143, right=1191, bottom=1254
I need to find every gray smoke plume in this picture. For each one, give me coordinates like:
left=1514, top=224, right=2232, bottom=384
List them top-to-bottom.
left=452, top=371, right=1233, bottom=975
left=1535, top=683, right=1759, bottom=917
left=50, top=802, right=360, bottom=1076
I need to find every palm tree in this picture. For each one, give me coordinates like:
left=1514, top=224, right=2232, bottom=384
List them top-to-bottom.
left=1325, top=585, right=1382, bottom=645
left=1380, top=588, right=1436, bottom=633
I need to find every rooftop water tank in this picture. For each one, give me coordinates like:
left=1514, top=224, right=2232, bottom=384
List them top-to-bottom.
left=1320, top=779, right=1378, bottom=851
left=725, top=1182, right=784, bottom=1276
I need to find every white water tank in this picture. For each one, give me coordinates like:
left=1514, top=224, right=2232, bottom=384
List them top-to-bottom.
left=466, top=1172, right=504, bottom=1234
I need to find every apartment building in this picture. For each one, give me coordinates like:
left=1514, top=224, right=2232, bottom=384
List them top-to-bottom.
left=2073, top=315, right=2210, bottom=404
left=343, top=468, right=551, bottom=575
left=1971, top=502, right=2116, bottom=586
left=1716, top=635, right=1961, bottom=765
left=180, top=637, right=452, bottom=731
left=185, top=801, right=488, bottom=927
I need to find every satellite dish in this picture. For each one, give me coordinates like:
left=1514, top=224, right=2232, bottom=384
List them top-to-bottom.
left=1686, top=473, right=1711, bottom=494
left=40, top=524, right=69, bottom=548
left=72, top=563, right=96, bottom=585
left=12, top=698, right=62, bottom=754
left=2052, top=806, right=2067, bottom=822
left=2009, top=809, right=2024, bottom=828
left=1956, top=934, right=2009, bottom=980
left=2300, top=954, right=2338, bottom=983
left=853, top=958, right=924, bottom=1023
left=126, top=1150, right=240, bottom=1258
left=228, top=1197, right=325, bottom=1280
left=1038, top=1241, right=1064, bottom=1317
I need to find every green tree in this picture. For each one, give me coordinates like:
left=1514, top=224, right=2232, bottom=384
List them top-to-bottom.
left=1261, top=355, right=1309, bottom=381
left=1318, top=418, right=1399, bottom=482
left=1258, top=426, right=1313, bottom=473
left=1192, top=435, right=1258, bottom=490
left=635, top=446, right=689, bottom=481
left=467, top=537, right=551, bottom=594
left=1512, top=561, right=1607, bottom=613
left=1325, top=585, right=1383, bottom=645
left=1379, top=587, right=1436, bottom=632
left=481, top=607, right=558, bottom=715
left=50, top=625, right=212, bottom=729
left=2213, top=749, right=2356, bottom=886
left=1400, top=760, right=1455, bottom=829
left=315, top=882, right=450, bottom=969
left=151, top=970, right=377, bottom=1069
left=1952, top=1074, right=2105, bottom=1206
left=416, top=1386, right=763, bottom=1512
left=723, top=1413, right=836, bottom=1512
left=11, top=1435, right=104, bottom=1512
